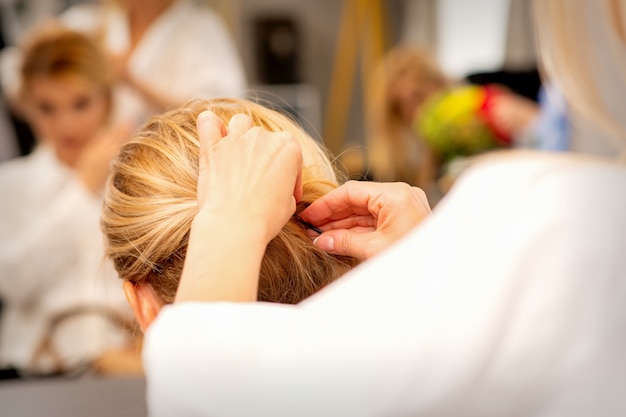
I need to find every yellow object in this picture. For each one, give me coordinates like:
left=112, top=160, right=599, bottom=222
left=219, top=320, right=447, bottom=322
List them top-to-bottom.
left=324, top=0, right=389, bottom=157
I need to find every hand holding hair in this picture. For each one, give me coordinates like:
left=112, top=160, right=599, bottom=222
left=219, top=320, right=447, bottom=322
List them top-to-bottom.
left=176, top=111, right=303, bottom=303
left=194, top=111, right=303, bottom=243
left=300, top=181, right=431, bottom=260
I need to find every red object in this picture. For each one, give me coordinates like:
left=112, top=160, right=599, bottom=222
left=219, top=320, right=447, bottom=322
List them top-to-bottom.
left=479, top=84, right=513, bottom=145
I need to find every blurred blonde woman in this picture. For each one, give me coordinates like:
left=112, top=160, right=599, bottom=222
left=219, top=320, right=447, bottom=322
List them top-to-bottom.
left=0, top=24, right=136, bottom=378
left=366, top=46, right=450, bottom=197
left=102, top=98, right=358, bottom=327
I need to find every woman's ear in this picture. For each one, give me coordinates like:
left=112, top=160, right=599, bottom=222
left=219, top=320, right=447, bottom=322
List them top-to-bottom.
left=123, top=281, right=164, bottom=332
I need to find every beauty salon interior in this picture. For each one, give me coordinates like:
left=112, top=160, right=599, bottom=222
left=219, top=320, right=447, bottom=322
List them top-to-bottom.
left=1, top=0, right=624, bottom=416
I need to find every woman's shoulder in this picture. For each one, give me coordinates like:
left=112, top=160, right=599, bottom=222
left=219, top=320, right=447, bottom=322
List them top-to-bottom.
left=437, top=150, right=626, bottom=234
left=456, top=150, right=626, bottom=192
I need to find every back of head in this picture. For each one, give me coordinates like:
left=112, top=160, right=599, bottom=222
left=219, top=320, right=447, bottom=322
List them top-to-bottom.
left=19, top=21, right=112, bottom=109
left=102, top=98, right=357, bottom=304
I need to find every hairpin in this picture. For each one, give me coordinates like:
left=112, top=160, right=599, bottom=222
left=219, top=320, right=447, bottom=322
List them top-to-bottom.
left=292, top=215, right=323, bottom=235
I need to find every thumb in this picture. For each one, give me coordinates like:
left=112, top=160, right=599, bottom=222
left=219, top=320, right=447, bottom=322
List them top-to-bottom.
left=293, top=160, right=303, bottom=204
left=313, top=229, right=368, bottom=260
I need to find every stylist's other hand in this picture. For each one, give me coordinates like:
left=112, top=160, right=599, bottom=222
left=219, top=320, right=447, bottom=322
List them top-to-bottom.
left=109, top=52, right=131, bottom=83
left=195, top=111, right=303, bottom=244
left=76, top=122, right=133, bottom=194
left=300, top=181, right=431, bottom=260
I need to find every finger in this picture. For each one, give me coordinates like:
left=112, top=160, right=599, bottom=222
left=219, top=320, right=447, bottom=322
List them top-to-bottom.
left=196, top=111, right=225, bottom=155
left=227, top=113, right=253, bottom=140
left=272, top=131, right=303, bottom=207
left=292, top=144, right=303, bottom=204
left=301, top=181, right=379, bottom=224
left=410, top=187, right=432, bottom=213
left=320, top=215, right=376, bottom=231
left=305, top=224, right=374, bottom=239
left=312, top=229, right=370, bottom=260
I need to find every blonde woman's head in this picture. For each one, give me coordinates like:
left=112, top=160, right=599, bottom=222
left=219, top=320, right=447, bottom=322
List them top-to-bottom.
left=19, top=22, right=113, bottom=167
left=365, top=46, right=449, bottom=185
left=369, top=46, right=449, bottom=127
left=102, top=98, right=357, bottom=306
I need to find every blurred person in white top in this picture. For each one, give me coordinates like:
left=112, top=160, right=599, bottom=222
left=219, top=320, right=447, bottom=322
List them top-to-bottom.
left=59, top=0, right=246, bottom=124
left=105, top=0, right=626, bottom=416
left=0, top=24, right=135, bottom=377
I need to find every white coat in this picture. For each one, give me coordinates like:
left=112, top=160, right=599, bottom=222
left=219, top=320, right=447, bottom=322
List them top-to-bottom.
left=0, top=146, right=131, bottom=374
left=143, top=153, right=626, bottom=417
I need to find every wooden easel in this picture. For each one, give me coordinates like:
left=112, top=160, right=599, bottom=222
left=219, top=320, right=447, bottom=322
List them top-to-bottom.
left=323, top=0, right=389, bottom=157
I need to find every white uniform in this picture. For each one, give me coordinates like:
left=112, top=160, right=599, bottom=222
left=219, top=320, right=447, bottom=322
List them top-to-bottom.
left=60, top=0, right=247, bottom=124
left=0, top=146, right=131, bottom=374
left=144, top=153, right=626, bottom=417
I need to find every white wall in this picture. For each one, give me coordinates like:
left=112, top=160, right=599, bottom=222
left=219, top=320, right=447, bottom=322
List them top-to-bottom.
left=436, top=0, right=511, bottom=78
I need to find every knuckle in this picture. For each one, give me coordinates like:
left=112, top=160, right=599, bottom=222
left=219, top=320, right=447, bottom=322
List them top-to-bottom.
left=233, top=113, right=252, bottom=124
left=248, top=126, right=264, bottom=136
left=277, top=131, right=295, bottom=141
left=280, top=133, right=298, bottom=147
left=280, top=135, right=301, bottom=155
left=392, top=181, right=412, bottom=191
left=381, top=182, right=429, bottom=212
left=388, top=182, right=414, bottom=203
left=411, top=186, right=427, bottom=202
left=341, top=232, right=351, bottom=256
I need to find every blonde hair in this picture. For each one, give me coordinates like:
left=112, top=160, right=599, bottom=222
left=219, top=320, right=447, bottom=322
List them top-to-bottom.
left=533, top=0, right=626, bottom=152
left=19, top=22, right=113, bottom=114
left=366, top=46, right=449, bottom=186
left=102, top=98, right=357, bottom=304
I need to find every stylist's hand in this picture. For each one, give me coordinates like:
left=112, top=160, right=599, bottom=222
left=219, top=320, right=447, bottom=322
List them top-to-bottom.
left=195, top=111, right=303, bottom=244
left=176, top=112, right=302, bottom=303
left=76, top=122, right=133, bottom=194
left=300, top=181, right=431, bottom=260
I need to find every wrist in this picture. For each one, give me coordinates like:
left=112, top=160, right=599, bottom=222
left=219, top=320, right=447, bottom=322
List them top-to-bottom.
left=193, top=208, right=271, bottom=245
left=175, top=209, right=270, bottom=303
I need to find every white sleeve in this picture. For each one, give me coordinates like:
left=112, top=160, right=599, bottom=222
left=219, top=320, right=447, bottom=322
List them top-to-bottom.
left=175, top=9, right=247, bottom=99
left=0, top=46, right=21, bottom=101
left=143, top=155, right=626, bottom=417
left=0, top=177, right=104, bottom=305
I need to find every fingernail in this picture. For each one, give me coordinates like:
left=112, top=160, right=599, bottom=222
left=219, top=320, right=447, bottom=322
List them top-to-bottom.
left=197, top=110, right=214, bottom=121
left=313, top=235, right=334, bottom=251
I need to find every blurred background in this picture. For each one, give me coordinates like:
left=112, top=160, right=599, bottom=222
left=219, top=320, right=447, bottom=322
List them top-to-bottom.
left=0, top=0, right=539, bottom=160
left=0, top=0, right=621, bottom=414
